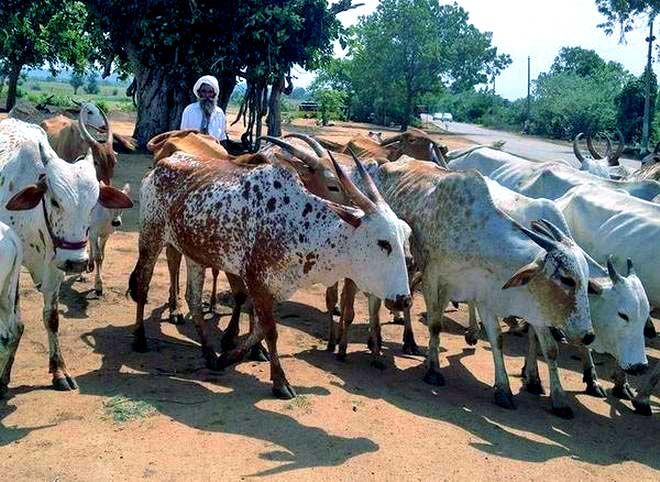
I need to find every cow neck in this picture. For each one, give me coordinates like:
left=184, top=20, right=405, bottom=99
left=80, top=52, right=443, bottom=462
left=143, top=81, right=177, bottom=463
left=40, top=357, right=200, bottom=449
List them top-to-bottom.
left=41, top=197, right=88, bottom=252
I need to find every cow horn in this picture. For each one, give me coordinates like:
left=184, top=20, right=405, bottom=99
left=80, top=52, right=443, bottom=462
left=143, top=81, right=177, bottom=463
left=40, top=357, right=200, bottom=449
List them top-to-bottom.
left=79, top=105, right=100, bottom=146
left=97, top=105, right=113, bottom=145
left=607, top=129, right=625, bottom=166
left=283, top=133, right=329, bottom=158
left=380, top=133, right=403, bottom=146
left=573, top=133, right=586, bottom=164
left=586, top=134, right=604, bottom=159
left=258, top=136, right=323, bottom=170
left=430, top=142, right=449, bottom=168
left=347, top=147, right=384, bottom=204
left=328, top=150, right=377, bottom=214
left=533, top=218, right=569, bottom=243
left=514, top=220, right=558, bottom=253
left=607, top=256, right=624, bottom=284
left=626, top=258, right=636, bottom=277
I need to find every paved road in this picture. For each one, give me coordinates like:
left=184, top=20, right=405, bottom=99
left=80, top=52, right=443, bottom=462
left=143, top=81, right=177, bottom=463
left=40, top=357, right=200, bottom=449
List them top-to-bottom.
left=435, top=120, right=641, bottom=169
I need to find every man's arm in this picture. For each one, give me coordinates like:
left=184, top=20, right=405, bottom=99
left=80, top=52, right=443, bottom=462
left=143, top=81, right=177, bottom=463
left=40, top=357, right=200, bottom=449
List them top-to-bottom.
left=180, top=105, right=194, bottom=130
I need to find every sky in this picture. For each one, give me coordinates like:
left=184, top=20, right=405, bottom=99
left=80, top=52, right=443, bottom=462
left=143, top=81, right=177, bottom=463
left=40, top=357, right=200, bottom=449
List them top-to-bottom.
left=292, top=0, right=657, bottom=100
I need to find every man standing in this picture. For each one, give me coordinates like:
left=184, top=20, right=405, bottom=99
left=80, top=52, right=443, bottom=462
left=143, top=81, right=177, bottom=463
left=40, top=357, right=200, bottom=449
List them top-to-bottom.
left=180, top=75, right=227, bottom=141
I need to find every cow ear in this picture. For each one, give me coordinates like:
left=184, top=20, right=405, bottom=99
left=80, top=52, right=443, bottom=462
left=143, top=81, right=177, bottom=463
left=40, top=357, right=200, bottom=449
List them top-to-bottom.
left=6, top=184, right=47, bottom=211
left=98, top=184, right=134, bottom=209
left=326, top=202, right=363, bottom=229
left=502, top=261, right=543, bottom=289
left=587, top=278, right=604, bottom=295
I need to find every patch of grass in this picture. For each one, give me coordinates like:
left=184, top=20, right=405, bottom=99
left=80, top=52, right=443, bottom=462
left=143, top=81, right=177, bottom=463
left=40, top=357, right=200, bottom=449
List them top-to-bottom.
left=103, top=395, right=157, bottom=423
left=285, top=395, right=312, bottom=412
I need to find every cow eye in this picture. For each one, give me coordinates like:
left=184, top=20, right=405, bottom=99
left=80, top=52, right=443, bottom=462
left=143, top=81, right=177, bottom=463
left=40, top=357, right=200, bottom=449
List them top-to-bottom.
left=51, top=198, right=60, bottom=209
left=377, top=240, right=392, bottom=255
left=559, top=275, right=576, bottom=288
left=618, top=312, right=630, bottom=322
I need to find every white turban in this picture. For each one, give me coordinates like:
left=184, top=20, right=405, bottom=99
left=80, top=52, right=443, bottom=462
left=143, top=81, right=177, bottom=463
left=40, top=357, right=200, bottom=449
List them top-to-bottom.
left=193, top=75, right=219, bottom=99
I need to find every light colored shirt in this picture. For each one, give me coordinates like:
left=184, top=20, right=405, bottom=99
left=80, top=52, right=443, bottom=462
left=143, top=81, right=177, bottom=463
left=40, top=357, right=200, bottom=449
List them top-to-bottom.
left=180, top=102, right=227, bottom=141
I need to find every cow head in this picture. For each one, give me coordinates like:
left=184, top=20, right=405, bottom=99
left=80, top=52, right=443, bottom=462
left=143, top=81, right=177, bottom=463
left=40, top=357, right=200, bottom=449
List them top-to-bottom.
left=79, top=103, right=117, bottom=185
left=381, top=128, right=448, bottom=167
left=572, top=133, right=616, bottom=178
left=5, top=143, right=132, bottom=273
left=326, top=150, right=412, bottom=311
left=109, top=183, right=131, bottom=228
left=503, top=218, right=596, bottom=344
left=589, top=257, right=649, bottom=375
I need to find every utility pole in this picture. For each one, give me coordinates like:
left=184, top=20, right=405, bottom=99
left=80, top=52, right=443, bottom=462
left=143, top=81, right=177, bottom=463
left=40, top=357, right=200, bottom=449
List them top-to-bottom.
left=642, top=14, right=656, bottom=154
left=525, top=56, right=531, bottom=133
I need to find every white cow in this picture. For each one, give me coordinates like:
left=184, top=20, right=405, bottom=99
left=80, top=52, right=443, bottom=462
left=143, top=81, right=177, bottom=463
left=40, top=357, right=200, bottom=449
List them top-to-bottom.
left=0, top=118, right=133, bottom=391
left=448, top=147, right=660, bottom=201
left=373, top=159, right=596, bottom=415
left=479, top=180, right=650, bottom=414
left=87, top=183, right=131, bottom=296
left=0, top=222, right=23, bottom=398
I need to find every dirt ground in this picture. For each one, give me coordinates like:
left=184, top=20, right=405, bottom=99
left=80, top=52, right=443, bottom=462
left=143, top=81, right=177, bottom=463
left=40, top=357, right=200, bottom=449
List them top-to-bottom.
left=0, top=115, right=658, bottom=481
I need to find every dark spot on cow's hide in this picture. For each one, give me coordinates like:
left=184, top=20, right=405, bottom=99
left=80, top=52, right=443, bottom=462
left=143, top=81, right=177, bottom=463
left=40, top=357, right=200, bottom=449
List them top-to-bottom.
left=274, top=180, right=282, bottom=189
left=8, top=181, right=14, bottom=192
left=242, top=181, right=251, bottom=200
left=254, top=184, right=263, bottom=201
left=283, top=195, right=290, bottom=205
left=267, top=197, right=277, bottom=212
left=302, top=203, right=313, bottom=217
left=303, top=221, right=309, bottom=229
left=39, top=230, right=46, bottom=246
left=298, top=233, right=305, bottom=243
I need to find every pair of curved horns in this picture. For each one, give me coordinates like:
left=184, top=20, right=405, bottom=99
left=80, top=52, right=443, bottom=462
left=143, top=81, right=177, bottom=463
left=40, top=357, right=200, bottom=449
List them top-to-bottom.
left=79, top=103, right=113, bottom=147
left=574, top=130, right=624, bottom=166
left=606, top=255, right=635, bottom=283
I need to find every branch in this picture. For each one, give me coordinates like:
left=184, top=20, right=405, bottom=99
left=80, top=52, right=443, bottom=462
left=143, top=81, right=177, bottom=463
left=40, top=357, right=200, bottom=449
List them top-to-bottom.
left=330, top=0, right=365, bottom=15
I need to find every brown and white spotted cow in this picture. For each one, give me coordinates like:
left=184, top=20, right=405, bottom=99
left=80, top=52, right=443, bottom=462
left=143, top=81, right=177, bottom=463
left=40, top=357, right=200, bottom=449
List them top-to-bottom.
left=129, top=148, right=412, bottom=399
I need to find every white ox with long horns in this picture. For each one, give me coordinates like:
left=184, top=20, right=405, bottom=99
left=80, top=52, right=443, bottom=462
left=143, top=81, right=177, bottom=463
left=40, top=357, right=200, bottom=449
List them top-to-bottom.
left=0, top=118, right=133, bottom=392
left=448, top=146, right=660, bottom=201
left=128, top=147, right=412, bottom=399
left=371, top=158, right=597, bottom=414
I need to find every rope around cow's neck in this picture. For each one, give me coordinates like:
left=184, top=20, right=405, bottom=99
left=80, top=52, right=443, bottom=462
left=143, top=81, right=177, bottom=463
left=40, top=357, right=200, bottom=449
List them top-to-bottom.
left=41, top=197, right=88, bottom=254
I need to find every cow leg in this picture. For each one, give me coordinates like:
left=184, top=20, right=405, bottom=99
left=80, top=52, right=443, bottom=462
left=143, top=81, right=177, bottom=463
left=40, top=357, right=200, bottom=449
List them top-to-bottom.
left=130, top=225, right=164, bottom=352
left=93, top=234, right=108, bottom=296
left=165, top=244, right=185, bottom=325
left=184, top=258, right=219, bottom=369
left=42, top=268, right=77, bottom=391
left=208, top=268, right=220, bottom=312
left=221, top=273, right=247, bottom=352
left=422, top=273, right=447, bottom=386
left=336, top=279, right=357, bottom=362
left=325, top=283, right=339, bottom=352
left=367, top=295, right=384, bottom=369
left=464, top=302, right=481, bottom=346
left=246, top=304, right=269, bottom=362
left=479, top=306, right=515, bottom=409
left=402, top=307, right=422, bottom=355
left=391, top=310, right=405, bottom=325
left=0, top=318, right=24, bottom=398
left=534, top=326, right=573, bottom=418
left=522, top=328, right=544, bottom=395
left=580, top=346, right=606, bottom=398
left=632, top=363, right=659, bottom=416
left=612, top=368, right=635, bottom=401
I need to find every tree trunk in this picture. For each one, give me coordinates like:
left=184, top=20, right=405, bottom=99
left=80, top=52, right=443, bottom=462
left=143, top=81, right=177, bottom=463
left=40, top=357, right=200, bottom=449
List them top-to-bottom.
left=5, top=64, right=22, bottom=112
left=267, top=76, right=284, bottom=137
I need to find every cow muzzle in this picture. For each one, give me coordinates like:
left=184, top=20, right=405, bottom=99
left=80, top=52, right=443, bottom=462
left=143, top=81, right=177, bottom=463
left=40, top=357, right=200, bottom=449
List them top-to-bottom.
left=111, top=218, right=122, bottom=228
left=59, top=259, right=90, bottom=274
left=385, top=295, right=412, bottom=312
left=581, top=331, right=596, bottom=346
left=624, top=363, right=648, bottom=376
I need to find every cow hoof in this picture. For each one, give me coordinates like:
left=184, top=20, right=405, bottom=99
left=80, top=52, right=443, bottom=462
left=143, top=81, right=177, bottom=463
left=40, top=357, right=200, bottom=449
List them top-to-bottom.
left=95, top=288, right=103, bottom=297
left=332, top=306, right=341, bottom=317
left=168, top=313, right=185, bottom=325
left=391, top=315, right=405, bottom=325
left=464, top=330, right=479, bottom=346
left=220, top=336, right=237, bottom=353
left=132, top=338, right=150, bottom=353
left=326, top=341, right=336, bottom=353
left=402, top=343, right=425, bottom=356
left=248, top=344, right=269, bottom=362
left=336, top=352, right=347, bottom=362
left=370, top=359, right=386, bottom=371
left=423, top=368, right=445, bottom=386
left=65, top=375, right=78, bottom=390
left=52, top=377, right=74, bottom=391
left=524, top=379, right=544, bottom=395
left=585, top=382, right=607, bottom=398
left=273, top=383, right=297, bottom=400
left=612, top=383, right=635, bottom=401
left=0, top=384, right=8, bottom=399
left=494, top=389, right=516, bottom=409
left=632, top=399, right=652, bottom=416
left=552, top=405, right=574, bottom=419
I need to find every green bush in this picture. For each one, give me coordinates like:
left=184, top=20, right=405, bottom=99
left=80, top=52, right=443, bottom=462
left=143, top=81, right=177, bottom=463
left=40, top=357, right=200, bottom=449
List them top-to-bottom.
left=29, top=83, right=42, bottom=91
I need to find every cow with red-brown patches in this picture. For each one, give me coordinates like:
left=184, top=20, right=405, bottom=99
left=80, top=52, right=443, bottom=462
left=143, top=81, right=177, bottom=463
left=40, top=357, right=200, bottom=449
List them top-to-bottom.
left=129, top=148, right=412, bottom=399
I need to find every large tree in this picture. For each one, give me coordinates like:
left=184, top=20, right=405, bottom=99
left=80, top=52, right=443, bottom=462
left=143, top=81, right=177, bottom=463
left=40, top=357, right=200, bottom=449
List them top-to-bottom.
left=0, top=0, right=90, bottom=110
left=84, top=0, right=354, bottom=147
left=345, top=0, right=510, bottom=130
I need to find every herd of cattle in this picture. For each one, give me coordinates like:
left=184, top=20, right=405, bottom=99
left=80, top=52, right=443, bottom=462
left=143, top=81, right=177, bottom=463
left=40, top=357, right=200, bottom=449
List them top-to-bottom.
left=0, top=102, right=658, bottom=422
